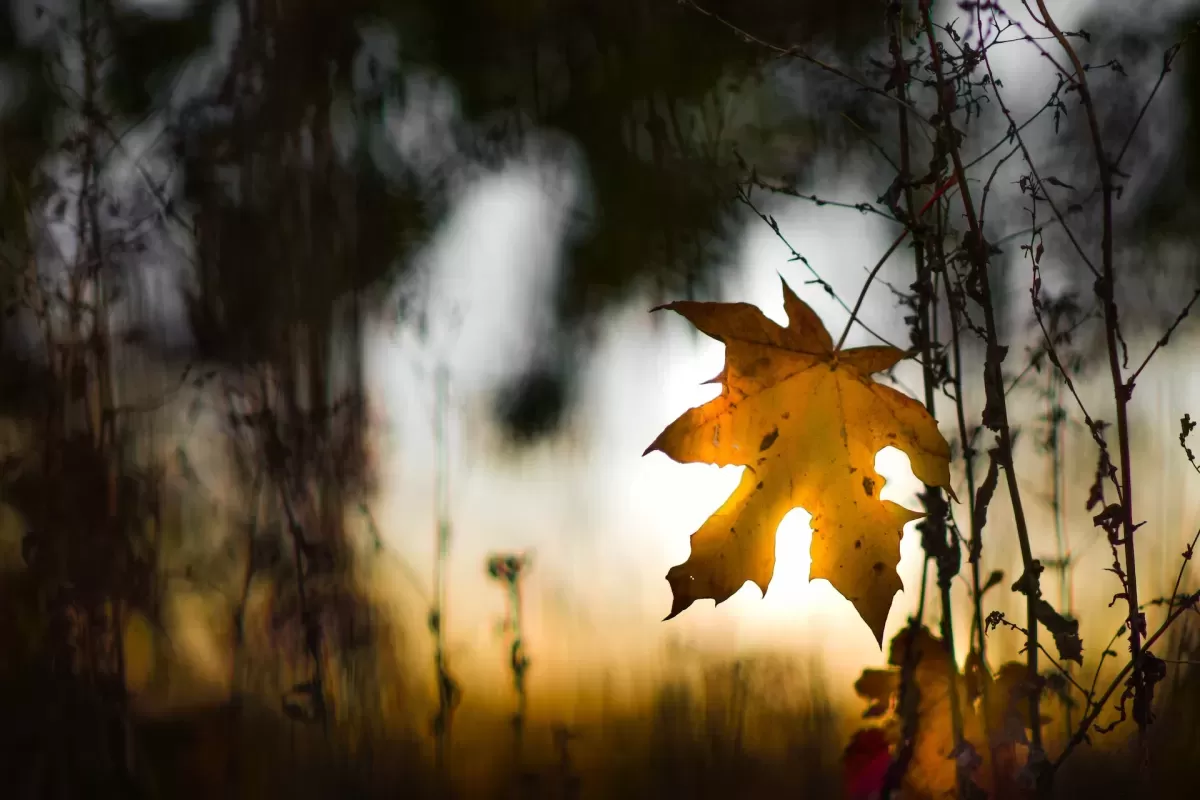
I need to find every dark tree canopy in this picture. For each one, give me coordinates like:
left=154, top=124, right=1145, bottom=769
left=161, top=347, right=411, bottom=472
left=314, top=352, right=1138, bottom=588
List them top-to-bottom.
left=2, top=0, right=887, bottom=441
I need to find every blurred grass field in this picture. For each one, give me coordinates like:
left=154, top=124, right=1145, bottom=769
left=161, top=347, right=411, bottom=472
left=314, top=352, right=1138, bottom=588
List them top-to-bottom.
left=2, top=553, right=1198, bottom=800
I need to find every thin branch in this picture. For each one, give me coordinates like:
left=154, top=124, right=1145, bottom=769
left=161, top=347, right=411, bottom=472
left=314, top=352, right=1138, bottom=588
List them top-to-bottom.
left=682, top=0, right=936, bottom=131
left=924, top=0, right=1045, bottom=754
left=1034, top=0, right=1146, bottom=743
left=889, top=6, right=966, bottom=792
left=974, top=9, right=1099, bottom=279
left=1114, top=23, right=1200, bottom=169
left=962, top=90, right=1058, bottom=172
left=839, top=112, right=900, bottom=172
left=747, top=175, right=903, bottom=224
left=835, top=176, right=959, bottom=351
left=735, top=186, right=907, bottom=352
left=1126, top=286, right=1200, bottom=389
left=1003, top=308, right=1097, bottom=397
left=1167, top=528, right=1200, bottom=620
left=1054, top=590, right=1200, bottom=769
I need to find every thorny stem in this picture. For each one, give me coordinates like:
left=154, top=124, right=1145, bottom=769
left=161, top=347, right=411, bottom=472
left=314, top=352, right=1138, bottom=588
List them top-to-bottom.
left=918, top=0, right=1044, bottom=755
left=1032, top=0, right=1146, bottom=744
left=886, top=4, right=965, bottom=796
left=745, top=176, right=903, bottom=224
left=943, top=220, right=990, bottom=694
left=994, top=614, right=1089, bottom=697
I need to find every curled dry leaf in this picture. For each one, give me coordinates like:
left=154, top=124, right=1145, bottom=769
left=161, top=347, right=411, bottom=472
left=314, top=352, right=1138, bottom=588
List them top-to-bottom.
left=644, top=278, right=953, bottom=644
left=890, top=627, right=985, bottom=799
left=849, top=630, right=1051, bottom=799
left=856, top=668, right=901, bottom=718
left=844, top=727, right=892, bottom=800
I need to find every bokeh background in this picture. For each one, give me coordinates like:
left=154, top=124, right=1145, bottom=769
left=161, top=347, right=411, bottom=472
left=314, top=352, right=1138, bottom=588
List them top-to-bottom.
left=4, top=0, right=1200, bottom=796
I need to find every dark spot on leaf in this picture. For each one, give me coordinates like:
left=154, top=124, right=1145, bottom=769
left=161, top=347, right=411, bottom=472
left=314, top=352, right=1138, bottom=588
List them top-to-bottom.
left=743, top=356, right=771, bottom=378
left=781, top=412, right=790, bottom=420
left=759, top=427, right=779, bottom=452
left=757, top=457, right=767, bottom=465
left=849, top=466, right=857, bottom=474
left=862, top=476, right=876, bottom=497
left=756, top=481, right=764, bottom=490
left=855, top=539, right=862, bottom=549
left=873, top=562, right=884, bottom=574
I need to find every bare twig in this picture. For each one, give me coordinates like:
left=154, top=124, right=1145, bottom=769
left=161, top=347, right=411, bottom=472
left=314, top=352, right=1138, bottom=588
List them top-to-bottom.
left=682, top=0, right=936, bottom=131
left=922, top=0, right=1045, bottom=755
left=1033, top=0, right=1147, bottom=745
left=887, top=5, right=966, bottom=792
left=973, top=7, right=1099, bottom=279
left=1114, top=24, right=1200, bottom=168
left=840, top=112, right=901, bottom=172
left=745, top=175, right=903, bottom=224
left=835, top=176, right=959, bottom=351
left=735, top=186, right=906, bottom=351
left=1126, top=286, right=1200, bottom=390
left=1167, top=529, right=1200, bottom=620
left=1054, top=591, right=1200, bottom=768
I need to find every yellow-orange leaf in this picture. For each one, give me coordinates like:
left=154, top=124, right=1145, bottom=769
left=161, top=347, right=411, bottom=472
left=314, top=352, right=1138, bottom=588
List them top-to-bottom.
left=644, top=277, right=952, bottom=644
left=850, top=630, right=1050, bottom=798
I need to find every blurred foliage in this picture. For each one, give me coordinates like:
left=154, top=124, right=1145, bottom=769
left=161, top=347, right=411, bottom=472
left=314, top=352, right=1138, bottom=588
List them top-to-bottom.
left=0, top=0, right=889, bottom=441
left=3, top=3, right=1200, bottom=797
left=1061, top=5, right=1200, bottom=295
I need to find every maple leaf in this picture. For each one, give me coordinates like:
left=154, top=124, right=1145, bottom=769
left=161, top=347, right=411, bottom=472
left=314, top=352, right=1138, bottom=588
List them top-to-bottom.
left=644, top=277, right=952, bottom=643
left=851, top=628, right=987, bottom=799
left=889, top=628, right=989, bottom=799
left=849, top=631, right=1052, bottom=799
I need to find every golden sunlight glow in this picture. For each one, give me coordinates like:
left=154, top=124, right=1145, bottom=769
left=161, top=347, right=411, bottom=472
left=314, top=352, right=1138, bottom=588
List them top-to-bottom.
left=363, top=167, right=959, bottom=695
